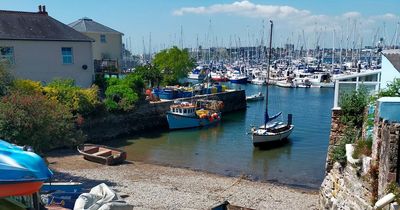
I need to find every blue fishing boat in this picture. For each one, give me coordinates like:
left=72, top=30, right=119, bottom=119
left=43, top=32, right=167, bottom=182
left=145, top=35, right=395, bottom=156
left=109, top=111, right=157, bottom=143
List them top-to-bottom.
left=166, top=100, right=223, bottom=129
left=0, top=140, right=53, bottom=197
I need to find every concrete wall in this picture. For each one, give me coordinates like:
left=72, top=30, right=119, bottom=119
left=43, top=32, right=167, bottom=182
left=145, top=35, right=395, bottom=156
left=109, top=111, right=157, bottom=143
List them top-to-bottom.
left=83, top=32, right=122, bottom=63
left=0, top=40, right=94, bottom=87
left=381, top=55, right=400, bottom=90
left=82, top=90, right=246, bottom=142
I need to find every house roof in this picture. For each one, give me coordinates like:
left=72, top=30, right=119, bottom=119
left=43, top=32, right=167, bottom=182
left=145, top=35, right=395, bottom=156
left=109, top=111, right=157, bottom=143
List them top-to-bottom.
left=0, top=10, right=93, bottom=42
left=68, top=17, right=123, bottom=35
left=383, top=49, right=400, bottom=73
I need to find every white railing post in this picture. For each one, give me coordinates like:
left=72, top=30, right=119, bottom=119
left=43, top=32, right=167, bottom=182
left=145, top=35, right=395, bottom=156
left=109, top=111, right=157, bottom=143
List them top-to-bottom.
left=356, top=76, right=359, bottom=91
left=334, top=79, right=339, bottom=108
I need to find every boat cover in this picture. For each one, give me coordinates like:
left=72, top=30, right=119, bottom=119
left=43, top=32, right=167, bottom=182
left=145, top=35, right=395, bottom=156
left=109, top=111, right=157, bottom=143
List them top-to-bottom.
left=0, top=140, right=52, bottom=183
left=74, top=183, right=133, bottom=210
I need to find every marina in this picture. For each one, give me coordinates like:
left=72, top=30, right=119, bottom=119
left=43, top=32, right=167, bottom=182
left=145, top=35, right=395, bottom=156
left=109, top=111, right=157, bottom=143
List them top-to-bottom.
left=110, top=84, right=334, bottom=189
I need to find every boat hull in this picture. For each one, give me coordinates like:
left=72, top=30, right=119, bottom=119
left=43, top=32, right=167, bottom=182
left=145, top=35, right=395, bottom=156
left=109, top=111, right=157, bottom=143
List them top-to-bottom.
left=230, top=78, right=248, bottom=84
left=167, top=112, right=220, bottom=129
left=252, top=125, right=294, bottom=146
left=0, top=181, right=43, bottom=197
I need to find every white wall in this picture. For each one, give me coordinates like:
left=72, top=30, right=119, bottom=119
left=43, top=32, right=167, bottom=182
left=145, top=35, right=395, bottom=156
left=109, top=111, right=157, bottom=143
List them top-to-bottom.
left=0, top=40, right=94, bottom=87
left=381, top=55, right=400, bottom=90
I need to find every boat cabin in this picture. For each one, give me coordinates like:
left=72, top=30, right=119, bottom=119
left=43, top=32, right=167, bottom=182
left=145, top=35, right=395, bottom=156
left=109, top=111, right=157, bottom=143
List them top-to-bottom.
left=170, top=102, right=196, bottom=116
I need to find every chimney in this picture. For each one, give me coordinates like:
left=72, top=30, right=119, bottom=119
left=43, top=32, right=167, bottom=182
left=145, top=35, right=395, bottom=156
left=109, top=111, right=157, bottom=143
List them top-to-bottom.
left=38, top=5, right=48, bottom=15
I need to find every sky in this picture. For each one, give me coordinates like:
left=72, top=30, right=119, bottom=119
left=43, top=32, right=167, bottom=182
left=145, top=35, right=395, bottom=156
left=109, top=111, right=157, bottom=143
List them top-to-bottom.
left=1, top=0, right=399, bottom=54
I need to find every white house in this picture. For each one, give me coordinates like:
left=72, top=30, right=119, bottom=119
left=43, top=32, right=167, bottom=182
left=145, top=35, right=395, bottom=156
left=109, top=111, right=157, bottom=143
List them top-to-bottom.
left=0, top=6, right=95, bottom=87
left=333, top=50, right=400, bottom=108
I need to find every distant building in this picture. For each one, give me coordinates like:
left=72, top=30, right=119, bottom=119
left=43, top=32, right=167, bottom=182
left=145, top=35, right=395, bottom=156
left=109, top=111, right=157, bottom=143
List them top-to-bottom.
left=0, top=6, right=94, bottom=87
left=68, top=18, right=124, bottom=72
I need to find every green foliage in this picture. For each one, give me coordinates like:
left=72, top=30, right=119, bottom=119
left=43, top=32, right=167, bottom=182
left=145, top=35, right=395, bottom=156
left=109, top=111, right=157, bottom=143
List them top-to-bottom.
left=153, top=46, right=195, bottom=86
left=0, top=65, right=13, bottom=96
left=134, top=65, right=162, bottom=87
left=103, top=74, right=144, bottom=111
left=122, top=74, right=145, bottom=94
left=379, top=78, right=400, bottom=97
left=12, top=79, right=43, bottom=94
left=44, top=79, right=100, bottom=116
left=105, top=84, right=138, bottom=111
left=340, top=88, right=368, bottom=128
left=0, top=91, right=83, bottom=152
left=332, top=128, right=357, bottom=165
left=352, top=136, right=373, bottom=159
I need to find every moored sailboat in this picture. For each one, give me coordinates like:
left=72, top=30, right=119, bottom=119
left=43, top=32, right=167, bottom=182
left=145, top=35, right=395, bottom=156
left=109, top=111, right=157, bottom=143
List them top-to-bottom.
left=251, top=20, right=294, bottom=146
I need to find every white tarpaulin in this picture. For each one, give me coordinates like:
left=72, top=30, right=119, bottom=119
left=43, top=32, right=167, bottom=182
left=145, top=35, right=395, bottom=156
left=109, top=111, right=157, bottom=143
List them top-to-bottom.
left=74, top=183, right=133, bottom=210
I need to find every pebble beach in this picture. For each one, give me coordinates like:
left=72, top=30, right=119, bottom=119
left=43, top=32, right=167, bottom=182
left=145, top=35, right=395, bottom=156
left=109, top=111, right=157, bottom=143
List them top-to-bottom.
left=47, top=150, right=318, bottom=210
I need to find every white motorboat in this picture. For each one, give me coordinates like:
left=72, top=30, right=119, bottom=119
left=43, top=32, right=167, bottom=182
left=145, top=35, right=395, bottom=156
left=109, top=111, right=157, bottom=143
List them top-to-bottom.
left=246, top=92, right=264, bottom=101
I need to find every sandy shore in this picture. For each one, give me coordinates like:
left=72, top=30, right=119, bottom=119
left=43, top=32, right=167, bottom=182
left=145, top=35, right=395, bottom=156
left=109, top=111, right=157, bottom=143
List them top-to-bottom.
left=47, top=150, right=318, bottom=210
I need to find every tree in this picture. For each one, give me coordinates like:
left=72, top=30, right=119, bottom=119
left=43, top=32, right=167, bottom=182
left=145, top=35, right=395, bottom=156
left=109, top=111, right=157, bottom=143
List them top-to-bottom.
left=152, top=46, right=195, bottom=85
left=0, top=65, right=13, bottom=96
left=134, top=65, right=162, bottom=87
left=0, top=91, right=82, bottom=152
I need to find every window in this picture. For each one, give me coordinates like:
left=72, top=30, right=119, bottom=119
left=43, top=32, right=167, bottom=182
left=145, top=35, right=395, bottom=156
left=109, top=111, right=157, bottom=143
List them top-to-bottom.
left=100, top=34, right=106, bottom=43
left=0, top=47, right=14, bottom=64
left=61, top=47, right=73, bottom=64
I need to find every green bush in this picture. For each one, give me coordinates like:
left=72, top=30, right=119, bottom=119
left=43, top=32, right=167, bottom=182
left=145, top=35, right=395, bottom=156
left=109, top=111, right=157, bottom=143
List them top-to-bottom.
left=0, top=65, right=13, bottom=96
left=122, top=74, right=144, bottom=95
left=379, top=78, right=400, bottom=97
left=12, top=79, right=43, bottom=94
left=44, top=79, right=100, bottom=116
left=105, top=84, right=138, bottom=111
left=340, top=88, right=368, bottom=128
left=0, top=91, right=83, bottom=152
left=332, top=128, right=357, bottom=165
left=352, top=136, right=373, bottom=159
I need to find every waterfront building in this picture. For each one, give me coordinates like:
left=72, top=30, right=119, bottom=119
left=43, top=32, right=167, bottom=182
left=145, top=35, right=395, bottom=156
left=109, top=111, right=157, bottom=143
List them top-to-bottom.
left=0, top=6, right=94, bottom=87
left=68, top=17, right=124, bottom=73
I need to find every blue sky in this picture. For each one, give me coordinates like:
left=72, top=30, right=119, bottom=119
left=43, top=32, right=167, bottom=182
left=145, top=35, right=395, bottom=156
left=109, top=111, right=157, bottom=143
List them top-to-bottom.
left=1, top=0, right=399, bottom=54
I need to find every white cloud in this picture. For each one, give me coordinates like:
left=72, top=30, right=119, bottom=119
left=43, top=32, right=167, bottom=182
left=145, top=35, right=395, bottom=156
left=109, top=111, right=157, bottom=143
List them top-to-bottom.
left=172, top=1, right=400, bottom=47
left=173, top=1, right=310, bottom=19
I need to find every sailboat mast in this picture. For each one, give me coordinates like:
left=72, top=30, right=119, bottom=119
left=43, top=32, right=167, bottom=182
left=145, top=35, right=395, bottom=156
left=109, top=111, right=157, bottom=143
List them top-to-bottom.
left=265, top=20, right=273, bottom=126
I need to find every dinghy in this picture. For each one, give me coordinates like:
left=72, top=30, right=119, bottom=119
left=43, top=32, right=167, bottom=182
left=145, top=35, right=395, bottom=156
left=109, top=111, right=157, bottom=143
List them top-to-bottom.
left=77, top=144, right=127, bottom=165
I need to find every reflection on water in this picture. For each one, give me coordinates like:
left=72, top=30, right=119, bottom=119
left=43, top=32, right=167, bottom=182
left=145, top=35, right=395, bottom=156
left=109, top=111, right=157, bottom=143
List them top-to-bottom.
left=111, top=84, right=334, bottom=189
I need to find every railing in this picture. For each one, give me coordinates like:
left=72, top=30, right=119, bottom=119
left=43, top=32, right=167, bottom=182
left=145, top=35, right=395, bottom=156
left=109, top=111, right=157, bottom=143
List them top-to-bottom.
left=333, top=71, right=381, bottom=108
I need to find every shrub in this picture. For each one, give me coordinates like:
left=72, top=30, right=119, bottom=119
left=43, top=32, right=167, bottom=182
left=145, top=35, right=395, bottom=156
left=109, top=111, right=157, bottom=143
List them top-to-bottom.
left=0, top=65, right=13, bottom=96
left=122, top=74, right=144, bottom=96
left=379, top=78, right=400, bottom=97
left=12, top=79, right=43, bottom=94
left=44, top=79, right=100, bottom=116
left=105, top=84, right=138, bottom=111
left=340, top=88, right=368, bottom=128
left=0, top=91, right=83, bottom=152
left=332, top=128, right=357, bottom=165
left=352, top=137, right=373, bottom=159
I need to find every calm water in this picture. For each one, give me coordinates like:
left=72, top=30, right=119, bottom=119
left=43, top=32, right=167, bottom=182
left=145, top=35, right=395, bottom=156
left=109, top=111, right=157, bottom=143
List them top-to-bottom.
left=112, top=84, right=334, bottom=189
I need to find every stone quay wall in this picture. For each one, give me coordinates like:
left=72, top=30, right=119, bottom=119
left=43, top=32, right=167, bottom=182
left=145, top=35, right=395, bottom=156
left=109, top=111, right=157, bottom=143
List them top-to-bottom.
left=81, top=90, right=246, bottom=142
left=321, top=104, right=400, bottom=210
left=325, top=108, right=346, bottom=174
left=376, top=120, right=400, bottom=198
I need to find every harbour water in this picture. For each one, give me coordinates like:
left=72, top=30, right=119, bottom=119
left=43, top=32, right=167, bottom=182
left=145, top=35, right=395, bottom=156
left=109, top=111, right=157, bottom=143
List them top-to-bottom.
left=113, top=84, right=334, bottom=189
